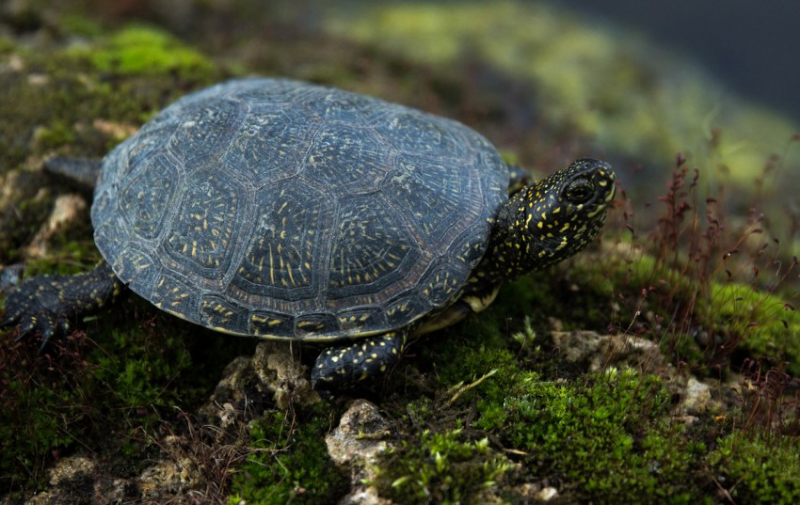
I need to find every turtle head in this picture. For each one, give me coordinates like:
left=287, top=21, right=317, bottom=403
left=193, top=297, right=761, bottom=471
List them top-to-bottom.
left=521, top=157, right=616, bottom=269
left=479, top=158, right=615, bottom=282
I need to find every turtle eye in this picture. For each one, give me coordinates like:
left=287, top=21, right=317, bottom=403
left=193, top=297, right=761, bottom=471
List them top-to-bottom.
left=565, top=177, right=594, bottom=204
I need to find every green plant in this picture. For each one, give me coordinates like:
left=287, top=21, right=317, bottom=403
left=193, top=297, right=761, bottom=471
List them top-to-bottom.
left=71, top=24, right=215, bottom=79
left=490, top=368, right=709, bottom=504
left=229, top=405, right=348, bottom=504
left=372, top=428, right=513, bottom=505
left=708, top=432, right=800, bottom=504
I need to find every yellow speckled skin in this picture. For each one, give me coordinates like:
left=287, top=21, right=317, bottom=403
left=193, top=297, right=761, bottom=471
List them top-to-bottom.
left=1, top=79, right=615, bottom=390
left=313, top=158, right=615, bottom=388
left=470, top=158, right=616, bottom=284
left=1, top=262, right=124, bottom=344
left=314, top=331, right=405, bottom=385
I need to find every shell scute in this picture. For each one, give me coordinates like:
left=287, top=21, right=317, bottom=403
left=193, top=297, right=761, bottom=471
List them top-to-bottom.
left=93, top=78, right=509, bottom=340
left=231, top=180, right=324, bottom=300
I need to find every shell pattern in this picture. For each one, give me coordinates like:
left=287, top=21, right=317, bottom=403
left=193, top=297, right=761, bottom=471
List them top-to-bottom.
left=92, top=78, right=509, bottom=340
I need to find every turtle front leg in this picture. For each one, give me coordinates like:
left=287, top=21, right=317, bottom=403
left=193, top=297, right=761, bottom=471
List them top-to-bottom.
left=1, top=261, right=125, bottom=346
left=311, top=330, right=407, bottom=390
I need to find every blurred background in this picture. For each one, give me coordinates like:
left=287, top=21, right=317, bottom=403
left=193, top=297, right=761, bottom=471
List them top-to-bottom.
left=2, top=0, right=799, bottom=250
left=556, top=0, right=800, bottom=124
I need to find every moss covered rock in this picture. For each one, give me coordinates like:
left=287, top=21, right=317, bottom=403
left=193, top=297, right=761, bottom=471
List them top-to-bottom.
left=2, top=2, right=799, bottom=504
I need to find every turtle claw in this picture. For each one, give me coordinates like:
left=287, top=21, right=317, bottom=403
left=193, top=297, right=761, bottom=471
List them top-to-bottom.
left=1, top=262, right=123, bottom=346
left=1, top=276, right=68, bottom=346
left=5, top=311, right=62, bottom=346
left=16, top=316, right=38, bottom=340
left=57, top=317, right=70, bottom=337
left=40, top=325, right=56, bottom=348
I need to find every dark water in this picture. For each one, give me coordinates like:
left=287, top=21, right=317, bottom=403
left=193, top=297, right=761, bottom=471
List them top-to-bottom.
left=548, top=0, right=800, bottom=124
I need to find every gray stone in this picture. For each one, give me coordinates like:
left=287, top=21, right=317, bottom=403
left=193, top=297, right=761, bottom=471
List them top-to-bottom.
left=25, top=193, right=88, bottom=258
left=551, top=331, right=667, bottom=373
left=252, top=341, right=321, bottom=409
left=197, top=355, right=256, bottom=429
left=681, top=377, right=714, bottom=414
left=326, top=399, right=394, bottom=505
left=327, top=399, right=392, bottom=466
left=138, top=435, right=206, bottom=500
left=48, top=455, right=95, bottom=486
left=25, top=456, right=96, bottom=505
left=535, top=486, right=559, bottom=501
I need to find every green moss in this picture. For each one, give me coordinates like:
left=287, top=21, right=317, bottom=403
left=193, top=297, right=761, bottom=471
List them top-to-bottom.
left=71, top=25, right=215, bottom=79
left=0, top=26, right=222, bottom=175
left=32, top=120, right=77, bottom=151
left=23, top=227, right=98, bottom=278
left=568, top=247, right=800, bottom=375
left=422, top=264, right=611, bottom=377
left=406, top=282, right=706, bottom=502
left=707, top=282, right=800, bottom=373
left=0, top=297, right=252, bottom=493
left=88, top=301, right=257, bottom=411
left=428, top=307, right=544, bottom=426
left=400, top=310, right=711, bottom=503
left=91, top=327, right=192, bottom=408
left=0, top=339, right=91, bottom=490
left=490, top=368, right=707, bottom=504
left=0, top=372, right=81, bottom=484
left=228, top=404, right=348, bottom=505
left=372, top=428, right=513, bottom=505
left=708, top=434, right=800, bottom=504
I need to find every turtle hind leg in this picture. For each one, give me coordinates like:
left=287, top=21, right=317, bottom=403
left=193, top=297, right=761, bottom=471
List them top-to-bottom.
left=44, top=157, right=103, bottom=191
left=1, top=261, right=125, bottom=346
left=311, top=330, right=407, bottom=390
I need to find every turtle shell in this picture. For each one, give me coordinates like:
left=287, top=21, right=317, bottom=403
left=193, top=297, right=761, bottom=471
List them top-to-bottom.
left=91, top=78, right=509, bottom=341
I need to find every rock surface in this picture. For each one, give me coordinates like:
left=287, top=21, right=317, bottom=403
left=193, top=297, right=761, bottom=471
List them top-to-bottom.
left=24, top=193, right=88, bottom=258
left=551, top=330, right=668, bottom=373
left=551, top=330, right=726, bottom=420
left=253, top=341, right=321, bottom=409
left=327, top=399, right=395, bottom=505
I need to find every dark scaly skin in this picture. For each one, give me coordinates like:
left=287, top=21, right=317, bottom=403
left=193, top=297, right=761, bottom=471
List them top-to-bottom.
left=313, top=158, right=615, bottom=389
left=469, top=158, right=615, bottom=285
left=1, top=261, right=125, bottom=345
left=311, top=331, right=406, bottom=386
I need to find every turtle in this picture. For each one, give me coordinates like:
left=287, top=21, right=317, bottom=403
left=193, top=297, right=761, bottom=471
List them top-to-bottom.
left=1, top=78, right=616, bottom=389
